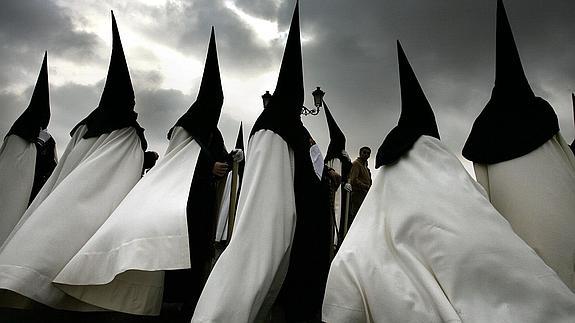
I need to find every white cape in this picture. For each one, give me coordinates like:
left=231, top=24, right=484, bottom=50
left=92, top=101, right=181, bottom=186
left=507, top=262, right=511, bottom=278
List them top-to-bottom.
left=0, top=125, right=143, bottom=311
left=53, top=126, right=201, bottom=315
left=192, top=130, right=296, bottom=323
left=474, top=133, right=575, bottom=290
left=0, top=135, right=36, bottom=245
left=322, top=136, right=575, bottom=323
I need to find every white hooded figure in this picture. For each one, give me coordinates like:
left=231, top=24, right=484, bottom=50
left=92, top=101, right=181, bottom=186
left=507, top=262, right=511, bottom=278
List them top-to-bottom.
left=463, top=0, right=575, bottom=290
left=193, top=3, right=333, bottom=322
left=0, top=12, right=147, bottom=311
left=53, top=28, right=230, bottom=316
left=322, top=41, right=575, bottom=323
left=0, top=52, right=57, bottom=245
left=215, top=123, right=245, bottom=244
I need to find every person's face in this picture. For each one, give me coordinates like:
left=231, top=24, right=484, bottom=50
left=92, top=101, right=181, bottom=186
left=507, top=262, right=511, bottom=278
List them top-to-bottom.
left=360, top=149, right=371, bottom=160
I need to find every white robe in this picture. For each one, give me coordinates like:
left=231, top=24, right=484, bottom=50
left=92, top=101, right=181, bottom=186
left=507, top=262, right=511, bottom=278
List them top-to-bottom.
left=0, top=125, right=143, bottom=311
left=53, top=126, right=201, bottom=315
left=192, top=130, right=297, bottom=323
left=474, top=133, right=575, bottom=291
left=0, top=135, right=36, bottom=245
left=322, top=136, right=575, bottom=323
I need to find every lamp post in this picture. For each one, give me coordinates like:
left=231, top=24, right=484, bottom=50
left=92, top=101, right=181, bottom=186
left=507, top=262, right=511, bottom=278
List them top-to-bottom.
left=261, top=86, right=326, bottom=116
left=302, top=86, right=325, bottom=116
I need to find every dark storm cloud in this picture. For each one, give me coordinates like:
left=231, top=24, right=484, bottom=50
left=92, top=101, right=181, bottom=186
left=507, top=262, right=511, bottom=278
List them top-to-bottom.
left=0, top=0, right=103, bottom=75
left=0, top=0, right=104, bottom=147
left=2, top=0, right=575, bottom=168
left=116, top=0, right=283, bottom=75
left=296, top=0, right=575, bottom=163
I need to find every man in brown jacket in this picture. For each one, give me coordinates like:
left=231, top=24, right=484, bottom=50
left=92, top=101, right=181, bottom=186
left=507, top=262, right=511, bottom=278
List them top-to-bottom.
left=347, top=146, right=372, bottom=229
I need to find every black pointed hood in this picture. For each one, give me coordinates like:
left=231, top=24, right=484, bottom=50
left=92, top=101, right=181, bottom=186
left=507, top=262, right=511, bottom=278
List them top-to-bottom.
left=463, top=0, right=558, bottom=164
left=250, top=1, right=306, bottom=147
left=271, top=1, right=304, bottom=114
left=72, top=11, right=146, bottom=150
left=99, top=11, right=135, bottom=113
left=170, top=27, right=224, bottom=145
left=376, top=41, right=439, bottom=168
left=8, top=52, right=50, bottom=142
left=323, top=102, right=347, bottom=162
left=235, top=122, right=244, bottom=151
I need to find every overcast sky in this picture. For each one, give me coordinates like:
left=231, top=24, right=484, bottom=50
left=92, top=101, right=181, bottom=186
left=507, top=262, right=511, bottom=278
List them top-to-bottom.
left=1, top=0, right=575, bottom=174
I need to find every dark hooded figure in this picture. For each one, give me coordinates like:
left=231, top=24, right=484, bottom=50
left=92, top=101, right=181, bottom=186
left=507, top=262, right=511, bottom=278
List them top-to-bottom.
left=463, top=0, right=575, bottom=290
left=193, top=2, right=333, bottom=322
left=0, top=11, right=148, bottom=311
left=164, top=27, right=237, bottom=314
left=322, top=41, right=575, bottom=323
left=0, top=52, right=57, bottom=245
left=322, top=103, right=352, bottom=249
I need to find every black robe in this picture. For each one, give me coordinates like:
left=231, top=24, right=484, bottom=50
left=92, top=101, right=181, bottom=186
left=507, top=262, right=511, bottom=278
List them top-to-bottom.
left=274, top=125, right=333, bottom=322
left=163, top=130, right=230, bottom=313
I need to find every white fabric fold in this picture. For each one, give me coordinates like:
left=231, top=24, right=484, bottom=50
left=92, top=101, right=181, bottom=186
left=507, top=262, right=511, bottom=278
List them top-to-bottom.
left=0, top=125, right=144, bottom=311
left=53, top=126, right=201, bottom=315
left=192, top=130, right=297, bottom=323
left=474, top=133, right=575, bottom=291
left=0, top=135, right=36, bottom=245
left=323, top=136, right=575, bottom=323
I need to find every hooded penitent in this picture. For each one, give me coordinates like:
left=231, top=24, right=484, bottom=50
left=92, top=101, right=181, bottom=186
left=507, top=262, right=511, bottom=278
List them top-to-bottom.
left=463, top=0, right=575, bottom=290
left=193, top=2, right=332, bottom=322
left=0, top=11, right=146, bottom=311
left=53, top=27, right=226, bottom=316
left=322, top=41, right=575, bottom=323
left=0, top=52, right=57, bottom=245
left=323, top=103, right=351, bottom=247
left=215, top=122, right=245, bottom=243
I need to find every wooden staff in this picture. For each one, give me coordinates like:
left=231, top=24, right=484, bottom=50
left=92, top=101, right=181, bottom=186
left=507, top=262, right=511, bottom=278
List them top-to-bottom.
left=226, top=161, right=239, bottom=241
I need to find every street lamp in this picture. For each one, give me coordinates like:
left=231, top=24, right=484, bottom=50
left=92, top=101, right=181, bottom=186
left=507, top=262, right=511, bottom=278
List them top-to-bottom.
left=301, top=86, right=326, bottom=116
left=262, top=87, right=326, bottom=115
left=261, top=91, right=272, bottom=108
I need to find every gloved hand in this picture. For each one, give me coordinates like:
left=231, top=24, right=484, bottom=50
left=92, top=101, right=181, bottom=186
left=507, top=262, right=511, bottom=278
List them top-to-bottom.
left=36, top=129, right=52, bottom=146
left=231, top=149, right=244, bottom=162
left=344, top=183, right=352, bottom=192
